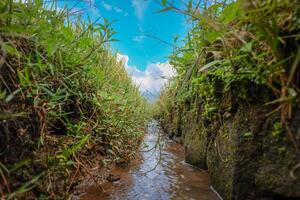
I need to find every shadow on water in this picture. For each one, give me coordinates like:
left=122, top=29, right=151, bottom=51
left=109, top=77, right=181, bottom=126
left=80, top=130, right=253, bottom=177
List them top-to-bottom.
left=79, top=120, right=219, bottom=200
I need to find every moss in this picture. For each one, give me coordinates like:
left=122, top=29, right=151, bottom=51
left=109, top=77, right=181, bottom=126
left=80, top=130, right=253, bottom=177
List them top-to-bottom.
left=156, top=0, right=300, bottom=198
left=256, top=113, right=300, bottom=197
left=183, top=122, right=208, bottom=168
left=272, top=122, right=283, bottom=138
left=243, top=132, right=253, bottom=138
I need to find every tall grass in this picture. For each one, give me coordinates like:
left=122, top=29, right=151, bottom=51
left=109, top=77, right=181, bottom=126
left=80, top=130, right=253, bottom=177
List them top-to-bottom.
left=0, top=0, right=149, bottom=198
left=155, top=0, right=300, bottom=122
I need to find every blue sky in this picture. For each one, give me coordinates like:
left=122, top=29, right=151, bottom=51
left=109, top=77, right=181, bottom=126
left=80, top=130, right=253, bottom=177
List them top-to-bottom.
left=54, top=0, right=188, bottom=95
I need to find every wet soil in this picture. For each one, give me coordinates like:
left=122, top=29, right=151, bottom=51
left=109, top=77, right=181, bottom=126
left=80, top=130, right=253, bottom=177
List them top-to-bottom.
left=76, top=121, right=219, bottom=200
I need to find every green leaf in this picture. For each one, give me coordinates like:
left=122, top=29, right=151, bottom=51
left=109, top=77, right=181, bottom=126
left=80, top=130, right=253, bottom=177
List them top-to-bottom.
left=162, top=0, right=167, bottom=6
left=188, top=0, right=192, bottom=11
left=220, top=2, right=241, bottom=24
left=208, top=3, right=222, bottom=14
left=155, top=6, right=173, bottom=13
left=205, top=31, right=220, bottom=43
left=173, top=35, right=179, bottom=43
left=240, top=42, right=253, bottom=52
left=3, top=43, right=19, bottom=56
left=198, top=60, right=221, bottom=73
left=17, top=67, right=30, bottom=87
left=40, top=86, right=55, bottom=97
left=5, top=88, right=22, bottom=102
left=0, top=90, right=7, bottom=100
left=0, top=112, right=27, bottom=121
left=243, top=132, right=253, bottom=138
left=61, top=134, right=91, bottom=160
left=9, top=159, right=30, bottom=173
left=7, top=173, right=43, bottom=199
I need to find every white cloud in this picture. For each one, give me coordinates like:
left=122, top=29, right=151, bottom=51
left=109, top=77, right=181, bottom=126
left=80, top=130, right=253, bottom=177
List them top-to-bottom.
left=131, top=0, right=149, bottom=21
left=102, top=1, right=128, bottom=16
left=102, top=1, right=112, bottom=10
left=114, top=6, right=123, bottom=13
left=132, top=25, right=146, bottom=42
left=132, top=35, right=145, bottom=42
left=117, top=53, right=176, bottom=94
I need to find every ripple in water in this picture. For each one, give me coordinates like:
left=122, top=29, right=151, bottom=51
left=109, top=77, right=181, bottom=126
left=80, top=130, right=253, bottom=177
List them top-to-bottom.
left=79, top=120, right=219, bottom=200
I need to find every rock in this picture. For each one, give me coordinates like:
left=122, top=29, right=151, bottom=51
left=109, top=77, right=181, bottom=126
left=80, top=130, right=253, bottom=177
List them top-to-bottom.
left=161, top=95, right=300, bottom=199
left=182, top=109, right=208, bottom=170
left=106, top=174, right=120, bottom=182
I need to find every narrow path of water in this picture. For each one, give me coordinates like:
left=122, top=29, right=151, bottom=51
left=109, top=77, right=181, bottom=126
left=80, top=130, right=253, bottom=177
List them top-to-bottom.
left=80, top=120, right=219, bottom=200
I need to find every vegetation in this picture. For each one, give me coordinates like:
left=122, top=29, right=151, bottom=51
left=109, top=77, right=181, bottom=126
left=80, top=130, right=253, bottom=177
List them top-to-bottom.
left=0, top=0, right=148, bottom=198
left=1, top=0, right=300, bottom=198
left=155, top=0, right=300, bottom=126
left=154, top=1, right=300, bottom=198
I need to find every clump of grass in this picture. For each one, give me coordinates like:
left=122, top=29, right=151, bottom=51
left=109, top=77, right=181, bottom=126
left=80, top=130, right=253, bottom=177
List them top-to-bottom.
left=0, top=0, right=148, bottom=198
left=154, top=0, right=300, bottom=159
left=155, top=0, right=300, bottom=122
left=153, top=3, right=300, bottom=197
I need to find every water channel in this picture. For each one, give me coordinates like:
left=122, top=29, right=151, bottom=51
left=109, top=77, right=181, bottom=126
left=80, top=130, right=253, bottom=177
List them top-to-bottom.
left=79, top=121, right=219, bottom=200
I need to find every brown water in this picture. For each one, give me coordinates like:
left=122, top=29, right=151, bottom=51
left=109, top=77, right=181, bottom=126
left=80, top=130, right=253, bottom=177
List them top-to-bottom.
left=79, top=120, right=219, bottom=200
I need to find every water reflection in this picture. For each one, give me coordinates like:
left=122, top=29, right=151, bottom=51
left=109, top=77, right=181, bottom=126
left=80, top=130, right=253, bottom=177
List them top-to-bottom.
left=80, top=120, right=218, bottom=200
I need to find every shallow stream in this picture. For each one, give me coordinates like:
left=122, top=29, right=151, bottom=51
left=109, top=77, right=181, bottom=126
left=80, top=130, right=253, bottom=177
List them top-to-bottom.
left=80, top=121, right=219, bottom=200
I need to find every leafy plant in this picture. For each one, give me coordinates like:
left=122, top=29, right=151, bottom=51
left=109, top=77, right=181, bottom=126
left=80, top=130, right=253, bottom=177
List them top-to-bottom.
left=0, top=0, right=149, bottom=198
left=155, top=0, right=300, bottom=123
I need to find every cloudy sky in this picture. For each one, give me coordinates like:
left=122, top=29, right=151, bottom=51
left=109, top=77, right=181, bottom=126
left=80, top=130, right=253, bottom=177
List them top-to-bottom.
left=54, top=0, right=187, bottom=95
left=116, top=53, right=175, bottom=96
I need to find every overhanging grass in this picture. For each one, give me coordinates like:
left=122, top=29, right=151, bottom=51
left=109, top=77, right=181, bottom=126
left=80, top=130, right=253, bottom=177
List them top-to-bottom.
left=0, top=0, right=149, bottom=198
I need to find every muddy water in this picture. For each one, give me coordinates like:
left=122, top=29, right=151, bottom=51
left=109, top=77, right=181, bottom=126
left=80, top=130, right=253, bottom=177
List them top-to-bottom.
left=80, top=121, right=219, bottom=200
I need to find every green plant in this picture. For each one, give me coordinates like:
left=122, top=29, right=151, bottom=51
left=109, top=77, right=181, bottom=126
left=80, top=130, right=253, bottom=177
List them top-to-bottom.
left=0, top=0, right=149, bottom=198
left=155, top=0, right=300, bottom=124
left=272, top=122, right=283, bottom=138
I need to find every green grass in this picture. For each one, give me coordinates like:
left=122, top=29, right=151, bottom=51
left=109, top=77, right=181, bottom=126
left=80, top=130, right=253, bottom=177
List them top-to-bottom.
left=0, top=0, right=149, bottom=198
left=154, top=0, right=300, bottom=122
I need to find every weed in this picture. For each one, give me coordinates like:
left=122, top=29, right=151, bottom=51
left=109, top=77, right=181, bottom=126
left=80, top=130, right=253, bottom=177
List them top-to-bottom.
left=0, top=0, right=149, bottom=198
left=155, top=0, right=300, bottom=123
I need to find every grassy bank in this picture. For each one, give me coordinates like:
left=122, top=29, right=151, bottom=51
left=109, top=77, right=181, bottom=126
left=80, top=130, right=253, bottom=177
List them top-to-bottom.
left=0, top=0, right=148, bottom=198
left=154, top=0, right=300, bottom=198
left=155, top=0, right=299, bottom=133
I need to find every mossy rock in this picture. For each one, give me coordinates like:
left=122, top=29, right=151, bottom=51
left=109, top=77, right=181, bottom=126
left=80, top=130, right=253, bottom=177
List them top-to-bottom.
left=161, top=93, right=300, bottom=199
left=206, top=103, right=300, bottom=199
left=182, top=110, right=208, bottom=170
left=255, top=112, right=300, bottom=198
left=206, top=117, right=236, bottom=199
